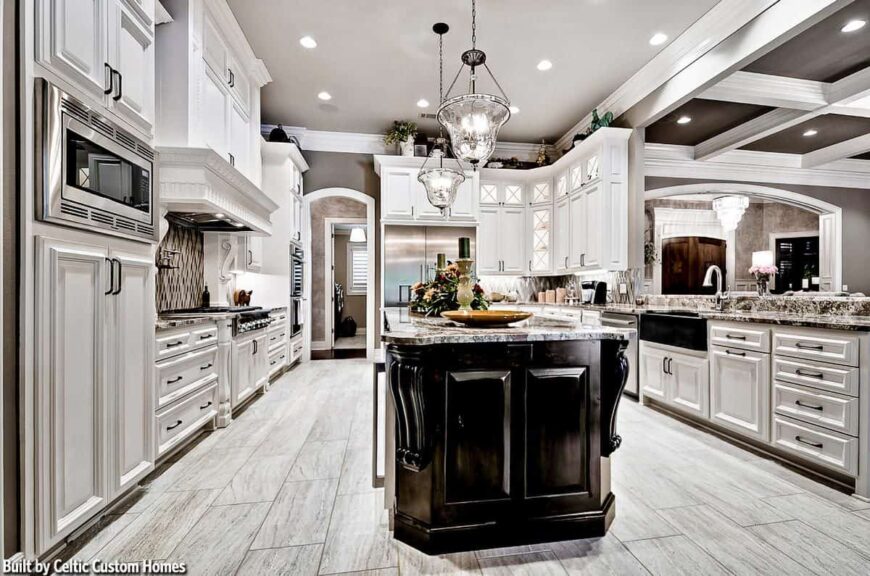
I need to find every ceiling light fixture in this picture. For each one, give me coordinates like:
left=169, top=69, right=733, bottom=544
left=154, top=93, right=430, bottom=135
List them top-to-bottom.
left=437, top=0, right=511, bottom=167
left=841, top=19, right=866, bottom=33
left=419, top=23, right=467, bottom=216
left=649, top=32, right=668, bottom=46
left=299, top=36, right=317, bottom=49
left=536, top=59, right=553, bottom=71
left=317, top=91, right=332, bottom=101
left=417, top=99, right=430, bottom=108
left=509, top=106, right=520, bottom=114
left=677, top=115, right=692, bottom=124
left=803, top=129, right=818, bottom=137
left=713, top=195, right=749, bottom=232
left=215, top=213, right=225, bottom=218
left=349, top=227, right=367, bottom=243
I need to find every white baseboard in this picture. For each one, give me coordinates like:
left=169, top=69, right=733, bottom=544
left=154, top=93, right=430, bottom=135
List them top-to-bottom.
left=311, top=340, right=329, bottom=351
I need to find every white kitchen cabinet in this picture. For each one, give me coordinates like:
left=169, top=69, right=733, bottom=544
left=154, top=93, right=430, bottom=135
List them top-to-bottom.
left=36, top=0, right=156, bottom=139
left=201, top=65, right=230, bottom=157
left=229, top=100, right=251, bottom=175
left=376, top=161, right=479, bottom=224
left=382, top=168, right=415, bottom=220
left=448, top=177, right=476, bottom=221
left=530, top=180, right=552, bottom=205
left=479, top=181, right=524, bottom=207
left=582, top=183, right=602, bottom=269
left=568, top=190, right=586, bottom=268
left=290, top=193, right=304, bottom=244
left=554, top=196, right=570, bottom=273
left=478, top=205, right=525, bottom=274
left=529, top=205, right=552, bottom=274
left=478, top=207, right=500, bottom=274
left=34, top=235, right=155, bottom=551
left=235, top=235, right=263, bottom=273
left=232, top=332, right=269, bottom=408
left=639, top=342, right=709, bottom=418
left=639, top=344, right=668, bottom=401
left=710, top=345, right=771, bottom=442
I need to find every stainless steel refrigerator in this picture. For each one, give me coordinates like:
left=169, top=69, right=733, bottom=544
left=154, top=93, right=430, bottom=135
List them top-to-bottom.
left=383, top=225, right=476, bottom=307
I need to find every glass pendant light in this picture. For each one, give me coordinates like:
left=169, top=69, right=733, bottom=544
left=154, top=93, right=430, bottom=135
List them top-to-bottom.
left=437, top=0, right=511, bottom=167
left=419, top=23, right=466, bottom=215
left=713, top=195, right=749, bottom=232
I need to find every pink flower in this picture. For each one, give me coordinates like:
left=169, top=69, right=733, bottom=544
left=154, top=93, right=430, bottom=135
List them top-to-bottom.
left=749, top=265, right=778, bottom=275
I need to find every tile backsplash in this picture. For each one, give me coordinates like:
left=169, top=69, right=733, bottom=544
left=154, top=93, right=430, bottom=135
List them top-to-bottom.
left=156, top=221, right=204, bottom=312
left=478, top=275, right=575, bottom=303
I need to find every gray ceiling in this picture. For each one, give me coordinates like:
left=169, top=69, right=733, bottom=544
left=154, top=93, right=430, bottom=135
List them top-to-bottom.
left=226, top=0, right=720, bottom=142
left=645, top=99, right=773, bottom=146
left=741, top=115, right=870, bottom=154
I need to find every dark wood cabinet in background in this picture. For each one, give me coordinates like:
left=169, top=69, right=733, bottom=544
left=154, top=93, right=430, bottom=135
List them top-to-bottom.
left=662, top=236, right=726, bottom=295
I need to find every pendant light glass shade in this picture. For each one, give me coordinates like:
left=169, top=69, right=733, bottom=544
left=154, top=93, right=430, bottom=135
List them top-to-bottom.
left=438, top=93, right=510, bottom=166
left=418, top=146, right=465, bottom=215
left=712, top=195, right=749, bottom=232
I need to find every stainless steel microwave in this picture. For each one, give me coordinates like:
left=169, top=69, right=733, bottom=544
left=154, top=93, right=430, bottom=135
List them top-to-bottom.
left=35, top=79, right=159, bottom=242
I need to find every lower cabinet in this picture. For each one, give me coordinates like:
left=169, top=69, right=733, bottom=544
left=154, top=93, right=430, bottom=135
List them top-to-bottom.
left=232, top=331, right=268, bottom=408
left=639, top=343, right=708, bottom=419
left=710, top=346, right=771, bottom=442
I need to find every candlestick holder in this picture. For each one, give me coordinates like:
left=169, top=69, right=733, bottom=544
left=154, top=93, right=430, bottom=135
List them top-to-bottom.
left=455, top=258, right=474, bottom=311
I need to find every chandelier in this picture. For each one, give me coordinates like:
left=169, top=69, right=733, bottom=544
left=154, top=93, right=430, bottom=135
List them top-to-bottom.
left=437, top=0, right=511, bottom=167
left=419, top=23, right=466, bottom=215
left=712, top=195, right=749, bottom=232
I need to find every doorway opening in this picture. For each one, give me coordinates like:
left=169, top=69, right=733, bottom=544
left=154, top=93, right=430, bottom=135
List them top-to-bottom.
left=327, top=219, right=368, bottom=359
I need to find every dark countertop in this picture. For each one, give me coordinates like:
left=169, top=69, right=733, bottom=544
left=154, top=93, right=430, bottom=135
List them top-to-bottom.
left=382, top=315, right=633, bottom=346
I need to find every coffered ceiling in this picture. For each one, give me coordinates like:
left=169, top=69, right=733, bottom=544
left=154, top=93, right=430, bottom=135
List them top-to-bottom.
left=225, top=0, right=720, bottom=142
left=644, top=100, right=773, bottom=146
left=742, top=114, right=870, bottom=154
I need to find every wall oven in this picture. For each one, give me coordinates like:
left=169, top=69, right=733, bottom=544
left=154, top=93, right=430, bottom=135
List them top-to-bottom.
left=35, top=78, right=159, bottom=242
left=290, top=246, right=304, bottom=337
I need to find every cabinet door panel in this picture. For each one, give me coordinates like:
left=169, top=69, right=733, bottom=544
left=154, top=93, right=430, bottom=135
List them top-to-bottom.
left=38, top=0, right=109, bottom=101
left=109, top=1, right=154, bottom=133
left=202, top=9, right=228, bottom=79
left=228, top=52, right=252, bottom=114
left=201, top=65, right=229, bottom=158
left=229, top=101, right=250, bottom=176
left=383, top=169, right=414, bottom=219
left=449, top=176, right=476, bottom=220
left=583, top=184, right=601, bottom=269
left=555, top=198, right=570, bottom=272
left=530, top=206, right=552, bottom=274
left=477, top=207, right=500, bottom=274
left=501, top=207, right=526, bottom=273
left=35, top=237, right=109, bottom=549
left=110, top=249, right=155, bottom=494
left=232, top=337, right=255, bottom=407
left=639, top=344, right=667, bottom=401
left=710, top=346, right=771, bottom=442
left=669, top=353, right=709, bottom=418
left=525, top=368, right=589, bottom=497
left=445, top=370, right=511, bottom=503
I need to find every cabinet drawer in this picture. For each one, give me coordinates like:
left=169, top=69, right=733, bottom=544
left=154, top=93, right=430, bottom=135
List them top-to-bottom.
left=710, top=323, right=770, bottom=353
left=190, top=324, right=218, bottom=351
left=156, top=328, right=192, bottom=360
left=267, top=329, right=288, bottom=352
left=773, top=329, right=859, bottom=367
left=290, top=338, right=304, bottom=362
left=156, top=346, right=219, bottom=409
left=268, top=348, right=287, bottom=376
left=773, top=357, right=859, bottom=397
left=156, top=380, right=218, bottom=457
left=773, top=383, right=859, bottom=437
left=772, top=416, right=858, bottom=476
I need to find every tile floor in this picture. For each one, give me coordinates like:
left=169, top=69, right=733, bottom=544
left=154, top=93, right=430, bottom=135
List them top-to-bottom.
left=58, top=359, right=870, bottom=575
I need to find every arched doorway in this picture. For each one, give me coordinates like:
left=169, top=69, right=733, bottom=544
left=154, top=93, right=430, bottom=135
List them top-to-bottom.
left=302, top=188, right=376, bottom=359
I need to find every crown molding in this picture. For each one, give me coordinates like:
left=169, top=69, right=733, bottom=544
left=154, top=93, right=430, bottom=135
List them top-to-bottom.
left=260, top=139, right=310, bottom=172
left=645, top=143, right=870, bottom=189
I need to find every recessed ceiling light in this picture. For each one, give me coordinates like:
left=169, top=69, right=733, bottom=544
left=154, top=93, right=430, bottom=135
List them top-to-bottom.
left=841, top=19, right=866, bottom=33
left=649, top=32, right=668, bottom=46
left=299, top=36, right=317, bottom=49
left=536, top=59, right=553, bottom=71
left=317, top=91, right=332, bottom=101
left=416, top=99, right=430, bottom=108
left=509, top=105, right=520, bottom=114
left=677, top=116, right=692, bottom=125
left=803, top=129, right=818, bottom=137
left=215, top=213, right=225, bottom=218
left=232, top=221, right=244, bottom=227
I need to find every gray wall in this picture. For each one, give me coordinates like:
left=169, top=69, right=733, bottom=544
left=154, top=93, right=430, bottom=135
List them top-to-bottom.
left=303, top=151, right=381, bottom=343
left=647, top=177, right=870, bottom=293
left=334, top=233, right=367, bottom=330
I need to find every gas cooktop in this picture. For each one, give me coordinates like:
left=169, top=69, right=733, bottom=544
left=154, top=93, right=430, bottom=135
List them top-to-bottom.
left=162, top=306, right=262, bottom=314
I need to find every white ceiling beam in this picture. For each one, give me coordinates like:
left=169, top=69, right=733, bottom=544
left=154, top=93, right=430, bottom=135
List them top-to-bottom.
left=554, top=0, right=779, bottom=150
left=623, top=0, right=852, bottom=128
left=827, top=66, right=870, bottom=105
left=698, top=71, right=827, bottom=110
left=694, top=108, right=816, bottom=160
left=802, top=133, right=870, bottom=168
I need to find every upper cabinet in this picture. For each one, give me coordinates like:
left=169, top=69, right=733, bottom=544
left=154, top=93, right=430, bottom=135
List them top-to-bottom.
left=35, top=0, right=156, bottom=140
left=155, top=0, right=271, bottom=187
left=374, top=157, right=480, bottom=225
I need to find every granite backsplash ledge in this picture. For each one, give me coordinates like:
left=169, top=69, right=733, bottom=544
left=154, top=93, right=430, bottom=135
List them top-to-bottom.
left=639, top=294, right=870, bottom=317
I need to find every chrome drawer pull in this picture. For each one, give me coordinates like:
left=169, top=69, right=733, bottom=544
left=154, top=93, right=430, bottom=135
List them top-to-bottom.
left=200, top=334, right=214, bottom=340
left=725, top=334, right=746, bottom=340
left=166, top=340, right=184, bottom=348
left=795, top=342, right=824, bottom=351
left=725, top=349, right=746, bottom=356
left=270, top=360, right=277, bottom=366
left=200, top=363, right=213, bottom=370
left=795, top=368, right=824, bottom=379
left=167, top=375, right=183, bottom=384
left=795, top=400, right=824, bottom=411
left=199, top=401, right=212, bottom=410
left=167, top=420, right=183, bottom=431
left=795, top=435, right=823, bottom=449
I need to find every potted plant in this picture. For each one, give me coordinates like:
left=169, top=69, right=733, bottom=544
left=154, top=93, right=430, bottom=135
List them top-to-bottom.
left=384, top=121, right=418, bottom=156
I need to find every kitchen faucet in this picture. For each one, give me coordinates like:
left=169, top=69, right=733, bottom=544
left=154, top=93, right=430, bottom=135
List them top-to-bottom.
left=703, top=265, right=727, bottom=310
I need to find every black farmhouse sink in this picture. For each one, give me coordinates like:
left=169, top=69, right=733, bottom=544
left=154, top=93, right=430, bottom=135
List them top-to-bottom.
left=640, top=311, right=708, bottom=351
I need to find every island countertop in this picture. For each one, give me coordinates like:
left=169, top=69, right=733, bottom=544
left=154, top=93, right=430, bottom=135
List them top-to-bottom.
left=382, top=314, right=634, bottom=346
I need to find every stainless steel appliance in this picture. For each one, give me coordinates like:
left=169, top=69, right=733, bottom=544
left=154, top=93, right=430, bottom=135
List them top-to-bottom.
left=35, top=78, right=159, bottom=242
left=383, top=225, right=476, bottom=307
left=290, top=246, right=304, bottom=337
left=581, top=281, right=608, bottom=304
left=161, top=305, right=272, bottom=337
left=601, top=312, right=639, bottom=398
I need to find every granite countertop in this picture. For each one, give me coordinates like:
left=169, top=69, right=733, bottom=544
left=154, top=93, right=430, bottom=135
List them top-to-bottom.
left=699, top=311, right=870, bottom=331
left=155, top=315, right=218, bottom=330
left=382, top=315, right=633, bottom=346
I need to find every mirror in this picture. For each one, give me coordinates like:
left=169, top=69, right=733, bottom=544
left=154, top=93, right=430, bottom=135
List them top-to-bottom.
left=644, top=193, right=824, bottom=295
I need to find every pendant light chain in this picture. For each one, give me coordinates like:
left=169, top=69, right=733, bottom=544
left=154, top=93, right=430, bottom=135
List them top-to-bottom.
left=471, top=0, right=477, bottom=50
left=439, top=31, right=444, bottom=105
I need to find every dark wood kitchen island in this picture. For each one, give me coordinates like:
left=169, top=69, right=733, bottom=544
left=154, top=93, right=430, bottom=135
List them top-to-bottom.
left=382, top=315, right=633, bottom=554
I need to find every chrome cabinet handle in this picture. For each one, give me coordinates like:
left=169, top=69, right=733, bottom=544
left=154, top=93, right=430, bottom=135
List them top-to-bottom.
left=104, top=63, right=114, bottom=95
left=112, top=69, right=123, bottom=101
left=105, top=258, right=115, bottom=295
left=113, top=258, right=122, bottom=294
left=200, top=334, right=214, bottom=340
left=725, top=334, right=746, bottom=340
left=166, top=340, right=184, bottom=348
left=795, top=342, right=824, bottom=351
left=725, top=349, right=746, bottom=356
left=662, top=357, right=667, bottom=374
left=667, top=357, right=673, bottom=375
left=199, top=363, right=213, bottom=370
left=795, top=368, right=824, bottom=379
left=167, top=376, right=183, bottom=384
left=795, top=400, right=824, bottom=411
left=199, top=401, right=212, bottom=410
left=167, top=420, right=183, bottom=431
left=795, top=435, right=823, bottom=449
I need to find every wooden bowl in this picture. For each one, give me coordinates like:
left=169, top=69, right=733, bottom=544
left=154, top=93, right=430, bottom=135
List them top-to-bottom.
left=441, top=310, right=533, bottom=327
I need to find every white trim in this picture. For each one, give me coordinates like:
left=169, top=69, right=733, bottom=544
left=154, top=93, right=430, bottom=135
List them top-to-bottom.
left=555, top=0, right=781, bottom=149
left=699, top=71, right=827, bottom=110
left=694, top=109, right=813, bottom=161
left=802, top=133, right=870, bottom=169
left=646, top=144, right=870, bottom=189
left=645, top=183, right=842, bottom=291
left=303, top=188, right=376, bottom=360
left=325, top=217, right=366, bottom=349
left=768, top=230, right=820, bottom=291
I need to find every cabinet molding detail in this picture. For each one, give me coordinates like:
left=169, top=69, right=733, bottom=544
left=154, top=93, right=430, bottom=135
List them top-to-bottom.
left=388, top=349, right=430, bottom=472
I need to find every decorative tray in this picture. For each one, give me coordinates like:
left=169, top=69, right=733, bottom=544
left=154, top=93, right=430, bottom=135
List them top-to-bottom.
left=441, top=310, right=533, bottom=327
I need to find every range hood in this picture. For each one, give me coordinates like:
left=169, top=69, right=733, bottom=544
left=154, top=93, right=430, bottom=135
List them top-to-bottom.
left=157, top=147, right=279, bottom=234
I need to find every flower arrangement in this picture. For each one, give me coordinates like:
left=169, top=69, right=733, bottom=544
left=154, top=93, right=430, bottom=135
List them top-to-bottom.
left=409, top=262, right=489, bottom=316
left=749, top=264, right=778, bottom=280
